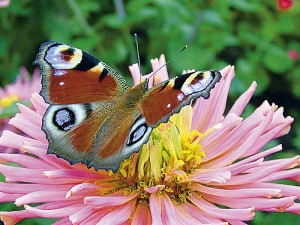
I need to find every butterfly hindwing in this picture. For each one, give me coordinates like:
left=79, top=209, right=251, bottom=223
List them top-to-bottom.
left=33, top=41, right=129, bottom=105
left=41, top=75, right=152, bottom=172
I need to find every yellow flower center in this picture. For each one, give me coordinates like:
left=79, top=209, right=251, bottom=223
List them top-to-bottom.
left=0, top=94, right=18, bottom=107
left=107, top=106, right=216, bottom=203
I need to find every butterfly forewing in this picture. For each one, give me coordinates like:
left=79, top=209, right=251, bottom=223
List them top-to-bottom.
left=34, top=41, right=129, bottom=105
left=140, top=70, right=221, bottom=127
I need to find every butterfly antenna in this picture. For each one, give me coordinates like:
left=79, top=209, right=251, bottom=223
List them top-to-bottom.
left=134, top=33, right=142, bottom=81
left=149, top=45, right=187, bottom=79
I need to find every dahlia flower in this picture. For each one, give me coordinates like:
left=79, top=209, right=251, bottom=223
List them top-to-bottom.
left=0, top=56, right=299, bottom=225
left=0, top=67, right=41, bottom=153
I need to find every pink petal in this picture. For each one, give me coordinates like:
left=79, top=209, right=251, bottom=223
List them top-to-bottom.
left=150, top=54, right=168, bottom=83
left=128, top=63, right=141, bottom=86
left=192, top=65, right=234, bottom=132
left=228, top=81, right=257, bottom=116
left=30, top=92, right=48, bottom=116
left=16, top=103, right=42, bottom=127
left=205, top=107, right=274, bottom=167
left=203, top=109, right=265, bottom=163
left=9, top=111, right=46, bottom=143
left=201, top=113, right=242, bottom=150
left=247, top=116, right=294, bottom=156
left=0, top=130, right=40, bottom=150
left=21, top=145, right=73, bottom=169
left=225, top=145, right=282, bottom=175
left=0, top=153, right=55, bottom=170
left=225, top=156, right=299, bottom=186
left=228, top=158, right=264, bottom=176
left=0, top=164, right=46, bottom=183
left=261, top=167, right=300, bottom=182
left=44, top=169, right=108, bottom=181
left=186, top=169, right=231, bottom=184
left=0, top=182, right=73, bottom=195
left=239, top=182, right=300, bottom=199
left=66, top=183, right=99, bottom=198
left=192, top=183, right=281, bottom=198
left=144, top=185, right=165, bottom=194
left=15, top=190, right=70, bottom=206
left=84, top=191, right=138, bottom=207
left=0, top=192, right=23, bottom=202
left=149, top=193, right=164, bottom=225
left=161, top=193, right=183, bottom=224
left=188, top=194, right=255, bottom=221
left=204, top=194, right=295, bottom=211
left=96, top=199, right=136, bottom=225
left=132, top=202, right=152, bottom=225
left=179, top=202, right=225, bottom=224
left=24, top=203, right=84, bottom=218
left=173, top=203, right=207, bottom=225
left=273, top=203, right=300, bottom=214
left=69, top=206, right=96, bottom=224
left=79, top=208, right=111, bottom=224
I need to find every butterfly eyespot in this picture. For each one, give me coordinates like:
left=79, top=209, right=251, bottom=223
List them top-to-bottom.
left=44, top=45, right=83, bottom=70
left=61, top=48, right=75, bottom=61
left=53, top=108, right=76, bottom=131
left=124, top=116, right=152, bottom=151
left=127, top=123, right=148, bottom=145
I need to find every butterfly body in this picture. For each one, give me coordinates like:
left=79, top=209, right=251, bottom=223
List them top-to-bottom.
left=34, top=41, right=221, bottom=172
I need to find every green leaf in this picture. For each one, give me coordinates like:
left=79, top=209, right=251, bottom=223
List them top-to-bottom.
left=225, top=0, right=259, bottom=12
left=277, top=14, right=296, bottom=34
left=263, top=45, right=294, bottom=73
left=234, top=58, right=270, bottom=96
left=290, top=66, right=300, bottom=98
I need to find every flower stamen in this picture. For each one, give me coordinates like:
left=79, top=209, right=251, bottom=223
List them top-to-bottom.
left=0, top=94, right=18, bottom=107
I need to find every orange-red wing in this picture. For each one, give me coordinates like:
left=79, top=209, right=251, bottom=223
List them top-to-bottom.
left=34, top=41, right=129, bottom=104
left=45, top=69, right=125, bottom=104
left=140, top=70, right=221, bottom=127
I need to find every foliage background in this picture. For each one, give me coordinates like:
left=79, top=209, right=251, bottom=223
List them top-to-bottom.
left=0, top=0, right=299, bottom=224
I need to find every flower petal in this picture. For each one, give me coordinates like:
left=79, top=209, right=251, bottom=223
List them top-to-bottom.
left=84, top=191, right=139, bottom=207
left=149, top=193, right=164, bottom=225
left=188, top=194, right=255, bottom=221
left=96, top=199, right=136, bottom=225
left=132, top=202, right=152, bottom=225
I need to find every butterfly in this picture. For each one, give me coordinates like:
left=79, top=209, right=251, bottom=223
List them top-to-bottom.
left=33, top=41, right=221, bottom=172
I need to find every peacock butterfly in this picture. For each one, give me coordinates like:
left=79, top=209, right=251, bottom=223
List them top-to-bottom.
left=33, top=41, right=221, bottom=172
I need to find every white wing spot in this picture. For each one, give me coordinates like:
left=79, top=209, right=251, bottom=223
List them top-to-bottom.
left=53, top=69, right=67, bottom=76
left=177, top=93, right=184, bottom=102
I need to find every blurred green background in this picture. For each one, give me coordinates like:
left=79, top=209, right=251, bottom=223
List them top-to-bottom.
left=0, top=0, right=299, bottom=224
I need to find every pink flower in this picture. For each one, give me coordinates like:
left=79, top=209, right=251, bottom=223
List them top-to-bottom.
left=0, top=0, right=9, bottom=8
left=278, top=0, right=294, bottom=11
left=288, top=49, right=299, bottom=60
left=0, top=56, right=299, bottom=224
left=0, top=67, right=41, bottom=153
left=0, top=67, right=41, bottom=106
